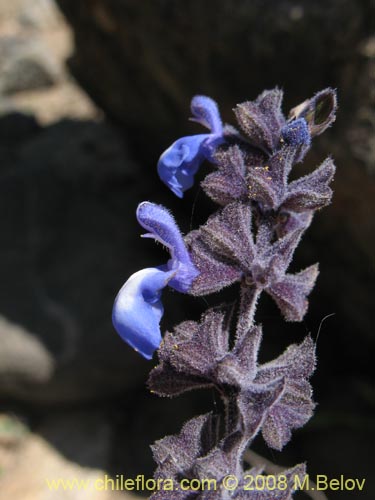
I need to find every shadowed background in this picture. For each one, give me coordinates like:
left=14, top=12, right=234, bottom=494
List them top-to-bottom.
left=0, top=0, right=374, bottom=499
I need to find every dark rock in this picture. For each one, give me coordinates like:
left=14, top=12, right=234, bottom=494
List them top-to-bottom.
left=56, top=0, right=374, bottom=167
left=0, top=111, right=41, bottom=144
left=0, top=116, right=167, bottom=403
left=39, top=411, right=112, bottom=469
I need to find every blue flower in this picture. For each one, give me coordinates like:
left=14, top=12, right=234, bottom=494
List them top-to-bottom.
left=157, top=95, right=224, bottom=197
left=280, top=118, right=311, bottom=162
left=281, top=118, right=311, bottom=147
left=112, top=202, right=199, bottom=359
left=112, top=268, right=172, bottom=360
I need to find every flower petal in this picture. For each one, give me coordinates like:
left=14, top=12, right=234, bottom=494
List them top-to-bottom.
left=190, top=95, right=223, bottom=134
left=157, top=96, right=224, bottom=197
left=157, top=134, right=210, bottom=197
left=137, top=202, right=199, bottom=292
left=112, top=268, right=173, bottom=359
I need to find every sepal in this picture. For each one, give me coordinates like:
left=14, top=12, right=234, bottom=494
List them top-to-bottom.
left=234, top=88, right=285, bottom=152
left=289, top=88, right=337, bottom=137
left=201, top=146, right=248, bottom=206
left=283, top=157, right=335, bottom=212
left=267, top=264, right=319, bottom=321
left=255, top=336, right=316, bottom=449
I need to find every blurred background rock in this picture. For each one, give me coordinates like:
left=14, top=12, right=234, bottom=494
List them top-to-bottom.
left=0, top=0, right=373, bottom=499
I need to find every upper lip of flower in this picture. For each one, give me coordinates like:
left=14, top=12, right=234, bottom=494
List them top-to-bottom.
left=157, top=95, right=224, bottom=197
left=136, top=201, right=199, bottom=292
left=112, top=202, right=199, bottom=359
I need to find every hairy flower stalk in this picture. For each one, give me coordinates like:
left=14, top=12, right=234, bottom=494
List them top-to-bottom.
left=113, top=89, right=337, bottom=498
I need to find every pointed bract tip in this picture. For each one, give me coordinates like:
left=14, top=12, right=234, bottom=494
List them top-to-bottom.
left=289, top=88, right=337, bottom=137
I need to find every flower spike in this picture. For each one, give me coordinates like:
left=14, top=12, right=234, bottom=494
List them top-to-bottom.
left=115, top=88, right=337, bottom=496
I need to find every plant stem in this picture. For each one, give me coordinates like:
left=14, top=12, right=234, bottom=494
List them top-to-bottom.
left=236, top=284, right=261, bottom=338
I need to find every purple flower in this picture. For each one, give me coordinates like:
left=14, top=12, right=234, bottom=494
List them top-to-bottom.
left=157, top=95, right=224, bottom=197
left=112, top=202, right=199, bottom=359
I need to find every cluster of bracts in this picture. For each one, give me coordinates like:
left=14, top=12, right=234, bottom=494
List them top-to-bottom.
left=112, top=88, right=337, bottom=499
